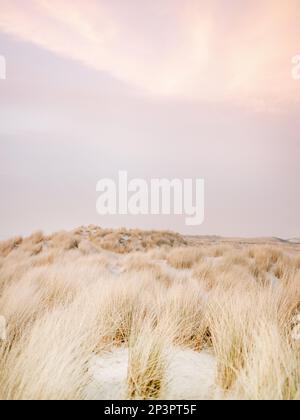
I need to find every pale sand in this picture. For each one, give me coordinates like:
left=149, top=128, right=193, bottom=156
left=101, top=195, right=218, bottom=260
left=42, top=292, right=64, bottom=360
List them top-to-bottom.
left=85, top=347, right=216, bottom=400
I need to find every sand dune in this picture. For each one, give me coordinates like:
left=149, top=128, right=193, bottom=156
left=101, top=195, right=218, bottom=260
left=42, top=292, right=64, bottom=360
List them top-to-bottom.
left=0, top=227, right=299, bottom=400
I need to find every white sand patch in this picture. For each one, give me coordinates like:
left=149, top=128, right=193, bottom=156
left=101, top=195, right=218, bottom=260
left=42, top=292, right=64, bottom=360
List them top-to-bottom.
left=288, top=238, right=300, bottom=244
left=205, top=256, right=224, bottom=265
left=157, top=260, right=193, bottom=280
left=109, top=264, right=123, bottom=275
left=266, top=272, right=279, bottom=287
left=84, top=347, right=216, bottom=400
left=85, top=348, right=128, bottom=400
left=163, top=348, right=216, bottom=400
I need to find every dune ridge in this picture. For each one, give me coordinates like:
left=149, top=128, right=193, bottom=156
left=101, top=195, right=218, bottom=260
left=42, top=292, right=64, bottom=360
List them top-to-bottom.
left=0, top=226, right=299, bottom=400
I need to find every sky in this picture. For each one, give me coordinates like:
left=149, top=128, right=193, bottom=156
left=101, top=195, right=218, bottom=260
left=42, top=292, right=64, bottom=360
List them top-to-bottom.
left=0, top=0, right=299, bottom=239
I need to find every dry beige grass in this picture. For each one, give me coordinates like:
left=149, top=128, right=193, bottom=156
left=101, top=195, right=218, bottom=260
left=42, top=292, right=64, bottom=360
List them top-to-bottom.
left=0, top=227, right=299, bottom=400
left=166, top=247, right=203, bottom=269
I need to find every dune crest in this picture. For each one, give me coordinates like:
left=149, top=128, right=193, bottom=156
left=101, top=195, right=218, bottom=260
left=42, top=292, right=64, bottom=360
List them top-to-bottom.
left=0, top=227, right=299, bottom=400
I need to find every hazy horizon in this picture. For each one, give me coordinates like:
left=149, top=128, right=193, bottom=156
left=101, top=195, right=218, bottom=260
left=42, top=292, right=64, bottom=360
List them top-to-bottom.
left=0, top=0, right=300, bottom=239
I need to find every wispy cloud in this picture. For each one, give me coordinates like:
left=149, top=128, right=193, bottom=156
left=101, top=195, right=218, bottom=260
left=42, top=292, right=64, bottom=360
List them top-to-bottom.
left=0, top=0, right=299, bottom=108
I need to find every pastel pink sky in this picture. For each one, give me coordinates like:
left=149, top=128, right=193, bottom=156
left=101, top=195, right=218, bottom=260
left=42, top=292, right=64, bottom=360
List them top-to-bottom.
left=0, top=0, right=299, bottom=238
